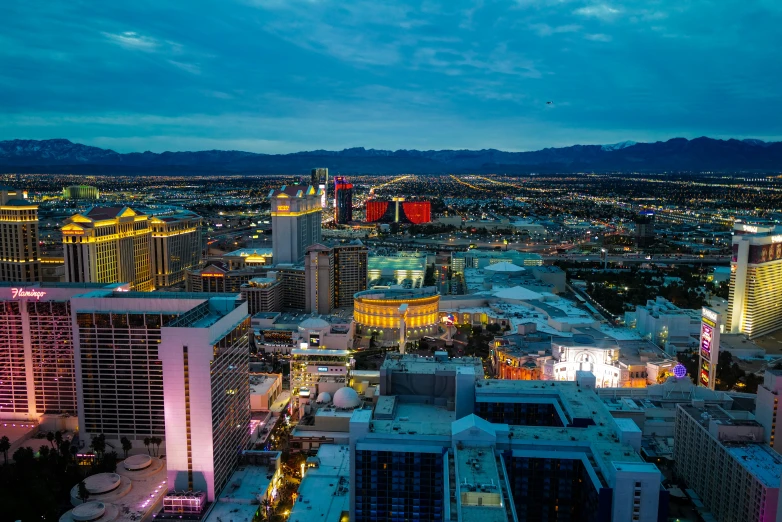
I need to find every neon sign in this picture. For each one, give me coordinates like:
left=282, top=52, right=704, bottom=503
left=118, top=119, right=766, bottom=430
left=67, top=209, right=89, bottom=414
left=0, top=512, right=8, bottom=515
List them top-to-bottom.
left=277, top=205, right=290, bottom=212
left=742, top=224, right=758, bottom=233
left=773, top=235, right=782, bottom=244
left=11, top=288, right=46, bottom=300
left=702, top=307, right=718, bottom=322
left=700, top=322, right=713, bottom=359
left=673, top=364, right=687, bottom=379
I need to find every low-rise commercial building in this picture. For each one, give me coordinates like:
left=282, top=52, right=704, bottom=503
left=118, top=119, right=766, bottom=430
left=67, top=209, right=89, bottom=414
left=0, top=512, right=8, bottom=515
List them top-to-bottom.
left=625, top=297, right=701, bottom=348
left=251, top=312, right=354, bottom=354
left=250, top=373, right=284, bottom=412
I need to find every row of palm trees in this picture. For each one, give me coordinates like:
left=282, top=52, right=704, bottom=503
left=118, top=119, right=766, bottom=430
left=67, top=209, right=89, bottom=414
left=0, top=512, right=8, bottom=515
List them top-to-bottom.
left=0, top=430, right=77, bottom=465
left=1, top=430, right=164, bottom=465
left=143, top=436, right=163, bottom=456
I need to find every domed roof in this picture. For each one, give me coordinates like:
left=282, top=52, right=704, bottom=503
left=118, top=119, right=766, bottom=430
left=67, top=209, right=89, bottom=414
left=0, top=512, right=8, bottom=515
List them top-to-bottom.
left=484, top=261, right=524, bottom=273
left=299, top=317, right=330, bottom=330
left=333, top=387, right=361, bottom=409
left=316, top=392, right=332, bottom=403
left=71, top=502, right=106, bottom=522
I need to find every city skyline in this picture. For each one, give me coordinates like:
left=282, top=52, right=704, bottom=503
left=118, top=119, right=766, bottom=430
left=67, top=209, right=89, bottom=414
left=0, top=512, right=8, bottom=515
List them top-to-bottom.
left=2, top=1, right=781, bottom=153
left=2, top=2, right=782, bottom=519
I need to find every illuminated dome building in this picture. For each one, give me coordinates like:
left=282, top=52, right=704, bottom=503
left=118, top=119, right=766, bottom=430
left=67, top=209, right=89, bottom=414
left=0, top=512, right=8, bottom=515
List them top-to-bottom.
left=62, top=185, right=100, bottom=200
left=354, top=287, right=440, bottom=341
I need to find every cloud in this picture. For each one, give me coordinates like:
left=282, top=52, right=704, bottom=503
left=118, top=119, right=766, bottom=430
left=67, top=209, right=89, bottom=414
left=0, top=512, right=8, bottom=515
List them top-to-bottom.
left=574, top=4, right=621, bottom=20
left=530, top=23, right=581, bottom=36
left=102, top=31, right=161, bottom=52
left=585, top=33, right=612, bottom=42
left=168, top=60, right=200, bottom=74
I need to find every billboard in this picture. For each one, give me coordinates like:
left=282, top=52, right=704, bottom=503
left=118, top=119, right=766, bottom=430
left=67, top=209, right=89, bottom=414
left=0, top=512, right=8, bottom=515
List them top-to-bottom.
left=698, top=307, right=721, bottom=390
left=700, top=320, right=714, bottom=360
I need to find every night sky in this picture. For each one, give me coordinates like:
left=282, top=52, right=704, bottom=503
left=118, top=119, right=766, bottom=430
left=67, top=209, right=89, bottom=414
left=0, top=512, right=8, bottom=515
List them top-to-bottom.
left=2, top=0, right=780, bottom=153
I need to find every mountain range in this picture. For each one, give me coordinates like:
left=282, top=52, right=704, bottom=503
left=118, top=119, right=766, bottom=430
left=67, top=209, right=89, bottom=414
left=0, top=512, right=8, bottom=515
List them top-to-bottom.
left=0, top=137, right=780, bottom=175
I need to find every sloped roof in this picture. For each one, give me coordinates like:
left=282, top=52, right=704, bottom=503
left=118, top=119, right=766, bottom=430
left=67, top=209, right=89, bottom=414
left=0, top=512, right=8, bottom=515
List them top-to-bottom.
left=269, top=185, right=316, bottom=198
left=1, top=198, right=35, bottom=207
left=85, top=206, right=143, bottom=219
left=484, top=261, right=524, bottom=273
left=492, top=286, right=543, bottom=301
left=451, top=414, right=496, bottom=438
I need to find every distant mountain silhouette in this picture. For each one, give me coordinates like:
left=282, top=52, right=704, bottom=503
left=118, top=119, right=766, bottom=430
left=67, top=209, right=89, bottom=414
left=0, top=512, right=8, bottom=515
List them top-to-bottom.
left=0, top=137, right=780, bottom=174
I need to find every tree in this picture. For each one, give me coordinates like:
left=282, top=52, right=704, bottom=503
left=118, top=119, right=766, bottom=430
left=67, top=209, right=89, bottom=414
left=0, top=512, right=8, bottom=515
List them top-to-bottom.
left=424, top=263, right=436, bottom=286
left=486, top=323, right=502, bottom=334
left=46, top=431, right=55, bottom=450
left=54, top=431, right=63, bottom=454
left=90, top=434, right=106, bottom=460
left=0, top=435, right=10, bottom=464
left=120, top=436, right=132, bottom=459
left=151, top=436, right=162, bottom=457
left=143, top=437, right=151, bottom=456
left=60, top=440, right=72, bottom=469
left=38, top=445, right=50, bottom=460
left=13, top=446, right=34, bottom=464
left=101, top=451, right=119, bottom=473
left=77, top=481, right=90, bottom=504
left=260, top=498, right=273, bottom=521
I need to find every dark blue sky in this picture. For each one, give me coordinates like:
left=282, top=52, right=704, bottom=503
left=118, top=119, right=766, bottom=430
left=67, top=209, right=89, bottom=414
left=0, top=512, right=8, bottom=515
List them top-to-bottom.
left=1, top=0, right=780, bottom=153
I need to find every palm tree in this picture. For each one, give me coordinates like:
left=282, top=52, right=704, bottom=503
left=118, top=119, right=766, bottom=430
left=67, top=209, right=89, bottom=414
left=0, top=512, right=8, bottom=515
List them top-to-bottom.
left=46, top=431, right=55, bottom=449
left=54, top=431, right=63, bottom=454
left=90, top=434, right=106, bottom=460
left=0, top=435, right=10, bottom=464
left=120, top=436, right=132, bottom=459
left=151, top=436, right=162, bottom=457
left=143, top=437, right=151, bottom=455
left=60, top=440, right=72, bottom=470
left=39, top=445, right=51, bottom=460
left=77, top=481, right=90, bottom=504
left=260, top=498, right=273, bottom=521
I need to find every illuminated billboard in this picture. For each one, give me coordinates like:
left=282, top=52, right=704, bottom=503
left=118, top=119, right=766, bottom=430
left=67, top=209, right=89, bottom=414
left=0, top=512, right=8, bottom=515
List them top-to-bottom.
left=698, top=307, right=721, bottom=390
left=700, top=321, right=714, bottom=359
left=309, top=335, right=320, bottom=347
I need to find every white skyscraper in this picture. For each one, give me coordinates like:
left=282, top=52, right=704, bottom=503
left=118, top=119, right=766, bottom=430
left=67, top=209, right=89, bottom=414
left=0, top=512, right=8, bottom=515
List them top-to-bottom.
left=270, top=185, right=322, bottom=264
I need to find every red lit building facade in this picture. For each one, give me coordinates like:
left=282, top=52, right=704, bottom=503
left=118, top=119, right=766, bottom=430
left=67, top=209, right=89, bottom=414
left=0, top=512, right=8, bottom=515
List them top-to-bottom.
left=365, top=199, right=431, bottom=224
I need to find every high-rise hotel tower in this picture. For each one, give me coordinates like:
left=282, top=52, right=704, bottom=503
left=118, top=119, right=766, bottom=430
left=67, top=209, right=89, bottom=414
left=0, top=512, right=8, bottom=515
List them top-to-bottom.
left=334, top=176, right=353, bottom=224
left=270, top=185, right=322, bottom=264
left=0, top=187, right=41, bottom=282
left=62, top=206, right=154, bottom=291
left=150, top=211, right=203, bottom=288
left=727, top=222, right=782, bottom=338
left=0, top=282, right=128, bottom=421
left=0, top=283, right=252, bottom=503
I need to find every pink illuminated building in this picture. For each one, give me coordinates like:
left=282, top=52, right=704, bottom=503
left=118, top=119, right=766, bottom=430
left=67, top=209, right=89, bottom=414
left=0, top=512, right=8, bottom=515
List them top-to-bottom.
left=0, top=282, right=129, bottom=422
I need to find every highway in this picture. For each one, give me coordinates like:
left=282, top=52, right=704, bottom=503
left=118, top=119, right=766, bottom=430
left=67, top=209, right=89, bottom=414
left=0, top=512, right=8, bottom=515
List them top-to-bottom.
left=363, top=236, right=730, bottom=264
left=542, top=254, right=730, bottom=265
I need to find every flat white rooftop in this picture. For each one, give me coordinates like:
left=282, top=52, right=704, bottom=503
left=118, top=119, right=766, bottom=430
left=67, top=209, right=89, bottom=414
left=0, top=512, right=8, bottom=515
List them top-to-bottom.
left=250, top=374, right=279, bottom=396
left=371, top=403, right=455, bottom=436
left=725, top=443, right=782, bottom=488
left=290, top=445, right=350, bottom=522
left=204, top=463, right=276, bottom=522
